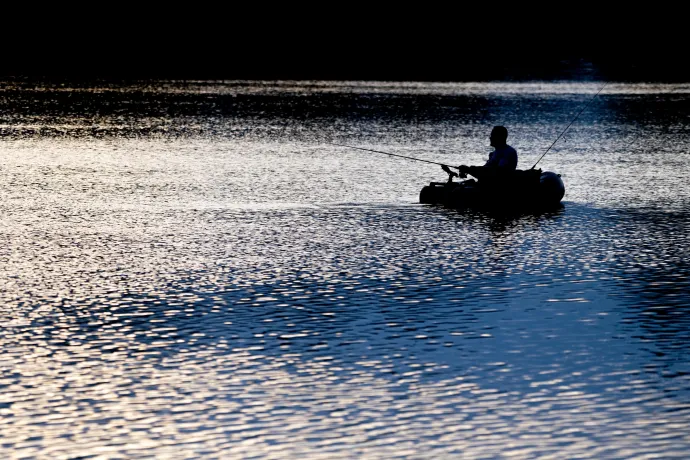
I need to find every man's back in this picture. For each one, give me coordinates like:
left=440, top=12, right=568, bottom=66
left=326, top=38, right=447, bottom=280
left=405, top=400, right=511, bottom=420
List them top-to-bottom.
left=484, top=145, right=518, bottom=170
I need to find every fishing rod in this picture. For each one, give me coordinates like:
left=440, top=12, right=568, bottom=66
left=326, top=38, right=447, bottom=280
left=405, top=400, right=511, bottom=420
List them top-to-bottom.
left=531, top=82, right=608, bottom=170
left=329, top=142, right=456, bottom=168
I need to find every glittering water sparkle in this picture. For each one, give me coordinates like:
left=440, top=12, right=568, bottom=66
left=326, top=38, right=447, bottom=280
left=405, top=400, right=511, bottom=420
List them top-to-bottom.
left=1, top=80, right=689, bottom=458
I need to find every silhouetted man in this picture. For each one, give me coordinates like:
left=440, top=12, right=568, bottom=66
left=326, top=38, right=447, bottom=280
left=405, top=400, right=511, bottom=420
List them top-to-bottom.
left=459, top=126, right=517, bottom=179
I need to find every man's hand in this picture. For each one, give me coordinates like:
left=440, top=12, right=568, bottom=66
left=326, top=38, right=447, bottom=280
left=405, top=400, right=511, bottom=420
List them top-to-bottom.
left=441, top=164, right=458, bottom=178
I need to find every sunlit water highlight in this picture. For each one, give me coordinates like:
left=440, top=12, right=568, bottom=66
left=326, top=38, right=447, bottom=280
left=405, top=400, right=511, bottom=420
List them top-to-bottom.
left=1, top=80, right=689, bottom=458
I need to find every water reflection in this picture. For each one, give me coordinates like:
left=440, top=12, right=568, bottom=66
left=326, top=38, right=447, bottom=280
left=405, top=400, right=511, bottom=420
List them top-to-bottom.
left=1, top=80, right=690, bottom=458
left=604, top=208, right=690, bottom=364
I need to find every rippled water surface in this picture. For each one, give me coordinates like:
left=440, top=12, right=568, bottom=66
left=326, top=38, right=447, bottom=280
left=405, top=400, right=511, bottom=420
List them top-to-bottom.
left=1, top=80, right=690, bottom=458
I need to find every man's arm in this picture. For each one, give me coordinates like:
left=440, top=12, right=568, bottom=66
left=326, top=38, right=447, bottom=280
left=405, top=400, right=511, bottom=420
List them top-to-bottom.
left=484, top=151, right=498, bottom=167
left=459, top=165, right=500, bottom=181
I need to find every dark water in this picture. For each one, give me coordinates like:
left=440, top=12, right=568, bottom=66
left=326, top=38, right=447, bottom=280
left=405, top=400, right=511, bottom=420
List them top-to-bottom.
left=1, top=79, right=689, bottom=458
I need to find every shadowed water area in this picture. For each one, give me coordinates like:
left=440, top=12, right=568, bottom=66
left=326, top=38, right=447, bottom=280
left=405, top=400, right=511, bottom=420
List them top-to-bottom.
left=1, top=79, right=689, bottom=458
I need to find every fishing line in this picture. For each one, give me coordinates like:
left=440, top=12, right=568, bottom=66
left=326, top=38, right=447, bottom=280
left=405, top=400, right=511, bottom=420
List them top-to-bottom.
left=531, top=82, right=608, bottom=170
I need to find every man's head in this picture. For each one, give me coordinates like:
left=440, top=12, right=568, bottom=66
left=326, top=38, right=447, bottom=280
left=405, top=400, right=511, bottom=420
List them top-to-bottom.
left=490, top=126, right=508, bottom=147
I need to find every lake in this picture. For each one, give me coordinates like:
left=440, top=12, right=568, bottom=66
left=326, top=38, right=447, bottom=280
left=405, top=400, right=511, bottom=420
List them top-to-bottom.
left=1, top=78, right=689, bottom=458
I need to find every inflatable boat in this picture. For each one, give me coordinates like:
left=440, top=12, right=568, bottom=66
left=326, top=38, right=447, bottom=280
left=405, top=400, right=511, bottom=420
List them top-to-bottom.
left=419, top=166, right=565, bottom=211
